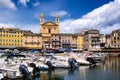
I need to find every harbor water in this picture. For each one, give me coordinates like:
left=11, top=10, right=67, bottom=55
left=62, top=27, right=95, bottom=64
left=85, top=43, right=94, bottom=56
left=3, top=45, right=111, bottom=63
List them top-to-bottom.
left=2, top=56, right=120, bottom=80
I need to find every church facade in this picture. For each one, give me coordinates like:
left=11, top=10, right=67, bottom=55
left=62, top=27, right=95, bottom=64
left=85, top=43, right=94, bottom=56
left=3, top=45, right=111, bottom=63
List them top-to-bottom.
left=22, top=13, right=84, bottom=49
left=40, top=13, right=59, bottom=48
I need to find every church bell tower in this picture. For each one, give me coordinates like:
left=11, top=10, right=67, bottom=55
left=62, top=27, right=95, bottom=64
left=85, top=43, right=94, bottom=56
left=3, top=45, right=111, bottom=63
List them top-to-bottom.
left=40, top=13, right=44, bottom=25
left=55, top=13, right=59, bottom=25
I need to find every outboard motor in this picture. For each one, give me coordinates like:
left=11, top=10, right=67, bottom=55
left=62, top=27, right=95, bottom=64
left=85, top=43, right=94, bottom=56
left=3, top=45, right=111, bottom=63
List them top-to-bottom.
left=86, top=57, right=97, bottom=65
left=68, top=58, right=79, bottom=69
left=46, top=61, right=53, bottom=70
left=30, top=63, right=40, bottom=76
left=30, top=63, right=36, bottom=68
left=19, top=64, right=30, bottom=79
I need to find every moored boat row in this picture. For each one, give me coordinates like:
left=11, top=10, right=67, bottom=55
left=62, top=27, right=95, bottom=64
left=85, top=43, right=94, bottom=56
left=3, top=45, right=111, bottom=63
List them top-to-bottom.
left=0, top=50, right=108, bottom=79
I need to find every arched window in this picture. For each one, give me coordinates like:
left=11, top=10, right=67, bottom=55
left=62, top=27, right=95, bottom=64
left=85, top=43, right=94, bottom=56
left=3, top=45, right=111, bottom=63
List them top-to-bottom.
left=57, top=18, right=59, bottom=22
left=48, top=29, right=51, bottom=33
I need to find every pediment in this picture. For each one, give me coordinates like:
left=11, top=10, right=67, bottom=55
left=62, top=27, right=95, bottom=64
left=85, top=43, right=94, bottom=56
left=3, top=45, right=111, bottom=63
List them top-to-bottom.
left=42, top=21, right=58, bottom=26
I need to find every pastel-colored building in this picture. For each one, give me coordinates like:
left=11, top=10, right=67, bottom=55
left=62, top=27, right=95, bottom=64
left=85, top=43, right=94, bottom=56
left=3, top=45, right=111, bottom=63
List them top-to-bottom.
left=40, top=13, right=59, bottom=48
left=0, top=28, right=23, bottom=48
left=84, top=29, right=101, bottom=51
left=110, top=29, right=120, bottom=48
left=22, top=34, right=42, bottom=49
left=51, top=34, right=77, bottom=49
left=77, top=34, right=84, bottom=49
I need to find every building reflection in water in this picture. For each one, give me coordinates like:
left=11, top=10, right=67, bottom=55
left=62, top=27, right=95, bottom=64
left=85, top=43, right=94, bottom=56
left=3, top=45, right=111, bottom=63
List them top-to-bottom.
left=103, top=56, right=120, bottom=72
left=40, top=70, right=64, bottom=80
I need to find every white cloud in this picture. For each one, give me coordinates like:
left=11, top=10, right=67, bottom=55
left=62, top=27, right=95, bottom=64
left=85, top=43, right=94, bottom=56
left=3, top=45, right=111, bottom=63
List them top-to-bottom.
left=0, top=0, right=17, bottom=10
left=19, top=0, right=30, bottom=6
left=60, top=0, right=120, bottom=34
left=115, top=0, right=120, bottom=3
left=33, top=2, right=40, bottom=7
left=50, top=10, right=69, bottom=17
left=0, top=23, right=15, bottom=28
left=0, top=23, right=39, bottom=33
left=100, top=23, right=120, bottom=34
left=20, top=24, right=39, bottom=33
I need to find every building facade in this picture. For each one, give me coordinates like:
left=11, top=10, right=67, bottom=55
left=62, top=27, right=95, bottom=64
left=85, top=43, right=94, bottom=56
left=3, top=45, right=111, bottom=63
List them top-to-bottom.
left=40, top=13, right=59, bottom=48
left=0, top=27, right=33, bottom=49
left=0, top=28, right=23, bottom=48
left=84, top=29, right=100, bottom=51
left=110, top=29, right=120, bottom=48
left=22, top=34, right=42, bottom=49
left=51, top=34, right=77, bottom=49
left=77, top=34, right=84, bottom=49
left=100, top=34, right=106, bottom=48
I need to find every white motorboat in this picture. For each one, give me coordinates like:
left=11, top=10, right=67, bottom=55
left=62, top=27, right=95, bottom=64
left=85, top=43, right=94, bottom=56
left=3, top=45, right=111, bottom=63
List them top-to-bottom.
left=69, top=53, right=91, bottom=65
left=47, top=55, right=79, bottom=68
left=49, top=55, right=70, bottom=68
left=0, top=56, right=33, bottom=79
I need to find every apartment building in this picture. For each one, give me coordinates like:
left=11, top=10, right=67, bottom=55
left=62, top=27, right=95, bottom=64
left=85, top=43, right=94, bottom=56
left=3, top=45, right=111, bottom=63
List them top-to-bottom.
left=0, top=28, right=23, bottom=48
left=84, top=29, right=100, bottom=51
left=110, top=29, right=120, bottom=48
left=23, top=34, right=42, bottom=49
left=51, top=34, right=77, bottom=49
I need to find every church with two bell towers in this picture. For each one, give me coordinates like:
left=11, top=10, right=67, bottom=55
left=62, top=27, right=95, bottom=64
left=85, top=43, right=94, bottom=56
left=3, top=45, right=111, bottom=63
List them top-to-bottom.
left=23, top=13, right=82, bottom=50
left=40, top=13, right=60, bottom=48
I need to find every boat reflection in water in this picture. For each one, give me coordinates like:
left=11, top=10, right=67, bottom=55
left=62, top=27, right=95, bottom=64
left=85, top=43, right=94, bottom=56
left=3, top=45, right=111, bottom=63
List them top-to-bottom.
left=2, top=56, right=120, bottom=80
left=38, top=56, right=120, bottom=80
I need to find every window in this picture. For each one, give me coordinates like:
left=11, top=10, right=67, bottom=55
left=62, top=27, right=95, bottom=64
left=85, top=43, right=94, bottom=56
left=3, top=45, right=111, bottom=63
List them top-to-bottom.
left=57, top=18, right=59, bottom=22
left=48, top=29, right=51, bottom=33
left=6, top=39, right=8, bottom=42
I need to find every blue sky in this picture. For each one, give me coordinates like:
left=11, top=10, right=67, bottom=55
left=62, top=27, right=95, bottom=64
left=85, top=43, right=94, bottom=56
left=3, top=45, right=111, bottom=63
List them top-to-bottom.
left=0, top=0, right=120, bottom=34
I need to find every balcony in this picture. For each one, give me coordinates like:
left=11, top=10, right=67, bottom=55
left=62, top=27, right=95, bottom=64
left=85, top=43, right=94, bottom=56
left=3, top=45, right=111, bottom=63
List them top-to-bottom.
left=52, top=40, right=61, bottom=42
left=25, top=42, right=40, bottom=44
left=62, top=42, right=70, bottom=44
left=91, top=42, right=100, bottom=45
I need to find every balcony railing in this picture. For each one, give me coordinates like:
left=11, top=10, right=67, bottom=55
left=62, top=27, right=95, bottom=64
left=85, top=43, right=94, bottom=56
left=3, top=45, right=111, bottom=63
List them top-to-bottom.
left=25, top=42, right=40, bottom=44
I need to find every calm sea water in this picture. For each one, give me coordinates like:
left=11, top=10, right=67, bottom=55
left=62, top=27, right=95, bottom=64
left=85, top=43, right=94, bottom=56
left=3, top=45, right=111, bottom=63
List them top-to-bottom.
left=38, top=57, right=120, bottom=80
